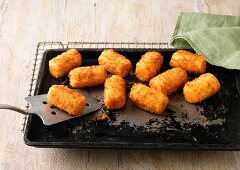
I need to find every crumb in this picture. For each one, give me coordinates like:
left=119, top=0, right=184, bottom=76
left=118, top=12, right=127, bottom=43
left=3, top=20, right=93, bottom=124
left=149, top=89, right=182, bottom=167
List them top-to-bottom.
left=96, top=113, right=109, bottom=121
left=193, top=136, right=197, bottom=142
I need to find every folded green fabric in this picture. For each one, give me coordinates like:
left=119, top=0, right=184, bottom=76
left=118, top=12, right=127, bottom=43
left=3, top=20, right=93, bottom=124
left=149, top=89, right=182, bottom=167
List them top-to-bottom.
left=170, top=13, right=240, bottom=69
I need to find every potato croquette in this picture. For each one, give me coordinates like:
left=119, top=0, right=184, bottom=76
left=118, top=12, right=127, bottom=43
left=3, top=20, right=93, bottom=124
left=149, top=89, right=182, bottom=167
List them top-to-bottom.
left=49, top=49, right=82, bottom=78
left=98, top=49, right=133, bottom=78
left=170, top=50, right=206, bottom=74
left=135, top=51, right=163, bottom=82
left=69, top=65, right=107, bottom=88
left=149, top=67, right=188, bottom=95
left=183, top=73, right=220, bottom=103
left=104, top=75, right=126, bottom=110
left=129, top=83, right=169, bottom=114
left=47, top=85, right=86, bottom=116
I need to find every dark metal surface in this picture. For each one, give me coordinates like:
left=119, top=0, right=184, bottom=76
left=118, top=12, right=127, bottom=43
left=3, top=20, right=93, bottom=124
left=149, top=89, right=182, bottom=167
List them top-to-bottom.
left=24, top=48, right=240, bottom=150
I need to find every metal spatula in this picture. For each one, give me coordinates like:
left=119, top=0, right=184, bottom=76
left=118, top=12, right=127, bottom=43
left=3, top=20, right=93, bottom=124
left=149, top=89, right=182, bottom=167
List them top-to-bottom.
left=0, top=89, right=101, bottom=125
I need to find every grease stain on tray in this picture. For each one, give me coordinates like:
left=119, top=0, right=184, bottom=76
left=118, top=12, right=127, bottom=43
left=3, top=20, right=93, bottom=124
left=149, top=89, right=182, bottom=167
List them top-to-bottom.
left=58, top=65, right=230, bottom=144
left=70, top=82, right=228, bottom=143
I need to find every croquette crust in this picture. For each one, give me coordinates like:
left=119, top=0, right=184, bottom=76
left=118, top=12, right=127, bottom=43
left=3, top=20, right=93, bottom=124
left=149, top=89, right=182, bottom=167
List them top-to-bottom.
left=49, top=49, right=82, bottom=78
left=98, top=49, right=133, bottom=78
left=170, top=50, right=206, bottom=74
left=135, top=51, right=163, bottom=82
left=69, top=65, right=107, bottom=88
left=149, top=67, right=188, bottom=95
left=183, top=73, right=220, bottom=103
left=104, top=75, right=126, bottom=110
left=129, top=83, right=169, bottom=114
left=47, top=85, right=86, bottom=116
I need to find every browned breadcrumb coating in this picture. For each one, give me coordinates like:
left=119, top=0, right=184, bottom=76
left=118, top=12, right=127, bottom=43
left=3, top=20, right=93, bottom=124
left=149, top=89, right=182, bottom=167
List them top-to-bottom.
left=49, top=49, right=82, bottom=78
left=98, top=49, right=133, bottom=78
left=170, top=50, right=206, bottom=74
left=135, top=51, right=163, bottom=82
left=69, top=65, right=107, bottom=88
left=149, top=67, right=188, bottom=95
left=183, top=73, right=220, bottom=103
left=104, top=75, right=126, bottom=110
left=129, top=83, right=169, bottom=114
left=47, top=85, right=86, bottom=116
left=96, top=113, right=109, bottom=121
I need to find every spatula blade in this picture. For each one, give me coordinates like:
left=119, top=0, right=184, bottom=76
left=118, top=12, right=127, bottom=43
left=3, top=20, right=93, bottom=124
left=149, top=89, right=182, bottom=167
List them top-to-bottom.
left=25, top=89, right=101, bottom=125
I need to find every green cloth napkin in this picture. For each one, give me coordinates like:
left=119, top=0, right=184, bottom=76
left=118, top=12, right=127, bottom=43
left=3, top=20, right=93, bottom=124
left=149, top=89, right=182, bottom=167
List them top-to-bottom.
left=170, top=13, right=240, bottom=69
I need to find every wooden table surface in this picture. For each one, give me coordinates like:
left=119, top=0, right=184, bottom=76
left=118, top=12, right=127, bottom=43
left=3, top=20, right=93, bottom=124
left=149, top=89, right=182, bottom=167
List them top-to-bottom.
left=0, top=0, right=240, bottom=169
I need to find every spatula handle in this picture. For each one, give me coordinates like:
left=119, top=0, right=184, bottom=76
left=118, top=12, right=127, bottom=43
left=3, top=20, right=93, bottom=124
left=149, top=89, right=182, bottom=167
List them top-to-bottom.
left=0, top=104, right=30, bottom=115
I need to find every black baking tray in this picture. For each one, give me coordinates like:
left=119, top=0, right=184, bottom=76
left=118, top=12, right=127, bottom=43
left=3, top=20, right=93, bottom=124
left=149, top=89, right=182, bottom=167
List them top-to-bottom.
left=24, top=48, right=240, bottom=150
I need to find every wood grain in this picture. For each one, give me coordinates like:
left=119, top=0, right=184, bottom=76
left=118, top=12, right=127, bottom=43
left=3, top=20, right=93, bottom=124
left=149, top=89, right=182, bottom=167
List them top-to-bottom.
left=0, top=0, right=240, bottom=169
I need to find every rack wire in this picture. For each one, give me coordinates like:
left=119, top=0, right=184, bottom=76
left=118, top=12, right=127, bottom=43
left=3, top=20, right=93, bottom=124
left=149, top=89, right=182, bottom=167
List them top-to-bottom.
left=22, top=41, right=170, bottom=132
left=22, top=42, right=64, bottom=132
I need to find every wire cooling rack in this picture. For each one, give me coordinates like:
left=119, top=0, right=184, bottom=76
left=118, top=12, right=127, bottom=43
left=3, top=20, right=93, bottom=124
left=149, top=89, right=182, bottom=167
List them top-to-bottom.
left=22, top=41, right=170, bottom=132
